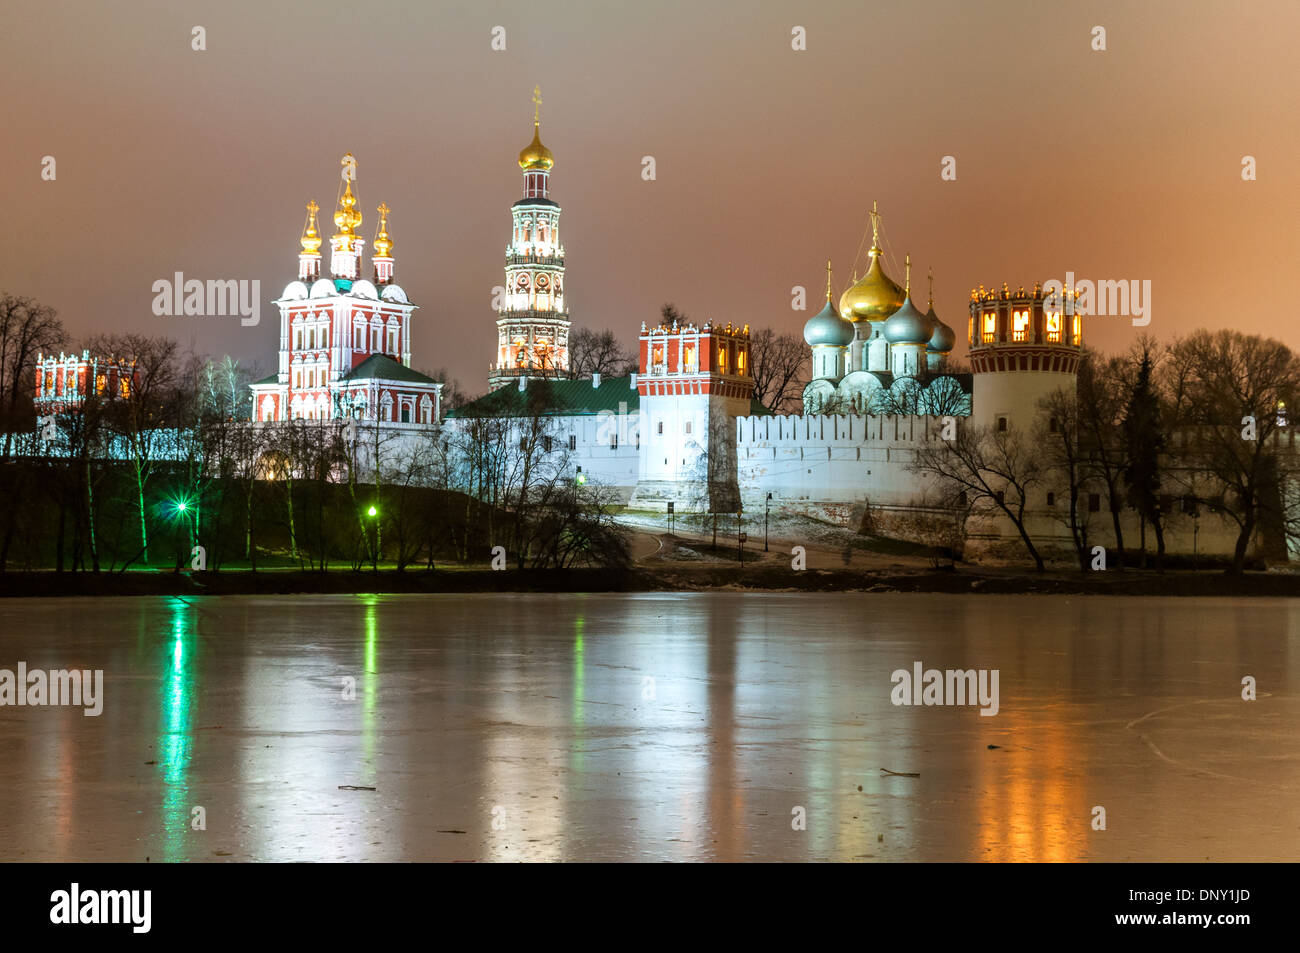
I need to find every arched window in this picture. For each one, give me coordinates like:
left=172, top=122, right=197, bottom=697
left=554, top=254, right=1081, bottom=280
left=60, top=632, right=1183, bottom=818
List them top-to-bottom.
left=1012, top=309, right=1030, bottom=342
left=1045, top=311, right=1062, bottom=343
left=380, top=392, right=394, bottom=422
left=419, top=394, right=432, bottom=424
left=261, top=395, right=276, bottom=421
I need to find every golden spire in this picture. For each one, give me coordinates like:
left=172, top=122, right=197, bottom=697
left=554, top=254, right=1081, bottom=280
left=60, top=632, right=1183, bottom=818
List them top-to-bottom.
left=519, top=87, right=554, bottom=171
left=333, top=153, right=362, bottom=242
left=300, top=200, right=321, bottom=255
left=839, top=201, right=904, bottom=322
left=373, top=203, right=393, bottom=258
left=905, top=253, right=912, bottom=294
left=825, top=259, right=834, bottom=301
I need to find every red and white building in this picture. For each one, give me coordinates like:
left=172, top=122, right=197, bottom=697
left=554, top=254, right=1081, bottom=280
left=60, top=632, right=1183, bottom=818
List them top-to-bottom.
left=250, top=153, right=442, bottom=426
left=630, top=317, right=757, bottom=506
left=34, top=350, right=136, bottom=413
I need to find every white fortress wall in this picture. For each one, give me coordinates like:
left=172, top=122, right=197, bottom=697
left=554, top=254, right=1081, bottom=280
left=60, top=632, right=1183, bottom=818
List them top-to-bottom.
left=736, top=413, right=951, bottom=511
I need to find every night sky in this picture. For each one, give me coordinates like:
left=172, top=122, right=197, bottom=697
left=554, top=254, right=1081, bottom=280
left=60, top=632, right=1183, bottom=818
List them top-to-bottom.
left=6, top=0, right=1297, bottom=392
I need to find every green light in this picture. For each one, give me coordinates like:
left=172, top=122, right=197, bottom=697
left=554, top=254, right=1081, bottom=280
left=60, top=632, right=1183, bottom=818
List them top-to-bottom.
left=575, top=472, right=586, bottom=485
left=175, top=501, right=187, bottom=512
left=368, top=505, right=378, bottom=517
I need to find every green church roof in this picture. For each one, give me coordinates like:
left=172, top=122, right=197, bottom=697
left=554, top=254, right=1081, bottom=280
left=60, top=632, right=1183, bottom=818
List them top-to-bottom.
left=341, top=354, right=439, bottom=386
left=447, top=375, right=772, bottom=419
left=447, top=376, right=641, bottom=418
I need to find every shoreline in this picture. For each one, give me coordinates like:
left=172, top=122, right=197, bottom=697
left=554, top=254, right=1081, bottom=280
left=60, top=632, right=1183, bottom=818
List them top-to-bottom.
left=1, top=566, right=1298, bottom=598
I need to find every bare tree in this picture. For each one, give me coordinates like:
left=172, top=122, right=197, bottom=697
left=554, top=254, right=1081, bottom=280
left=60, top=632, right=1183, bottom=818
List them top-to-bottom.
left=0, top=294, right=67, bottom=460
left=748, top=327, right=808, bottom=414
left=567, top=328, right=636, bottom=380
left=1164, top=329, right=1300, bottom=573
left=89, top=334, right=180, bottom=565
left=1075, top=349, right=1130, bottom=567
left=1037, top=388, right=1095, bottom=571
left=911, top=421, right=1047, bottom=570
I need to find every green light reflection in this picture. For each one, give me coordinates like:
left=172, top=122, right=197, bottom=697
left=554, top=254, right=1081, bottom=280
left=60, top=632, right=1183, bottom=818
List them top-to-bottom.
left=362, top=596, right=378, bottom=787
left=160, top=600, right=195, bottom=861
left=572, top=615, right=585, bottom=775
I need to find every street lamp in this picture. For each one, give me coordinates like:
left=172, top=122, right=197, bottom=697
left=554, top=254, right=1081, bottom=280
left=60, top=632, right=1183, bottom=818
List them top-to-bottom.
left=765, top=492, right=772, bottom=552
left=367, top=504, right=379, bottom=571
left=737, top=504, right=743, bottom=563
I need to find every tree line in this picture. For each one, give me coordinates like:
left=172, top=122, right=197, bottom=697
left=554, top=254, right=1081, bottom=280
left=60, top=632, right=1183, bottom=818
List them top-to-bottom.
left=912, top=330, right=1300, bottom=574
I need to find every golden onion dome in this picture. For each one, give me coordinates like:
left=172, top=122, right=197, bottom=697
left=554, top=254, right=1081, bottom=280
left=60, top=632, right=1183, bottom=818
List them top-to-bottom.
left=518, top=121, right=554, bottom=171
left=334, top=164, right=362, bottom=239
left=300, top=200, right=322, bottom=255
left=372, top=203, right=393, bottom=258
left=838, top=247, right=905, bottom=324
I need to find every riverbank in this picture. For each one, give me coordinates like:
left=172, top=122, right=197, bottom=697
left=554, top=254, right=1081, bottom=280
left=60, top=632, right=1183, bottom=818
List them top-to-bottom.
left=2, top=563, right=1299, bottom=598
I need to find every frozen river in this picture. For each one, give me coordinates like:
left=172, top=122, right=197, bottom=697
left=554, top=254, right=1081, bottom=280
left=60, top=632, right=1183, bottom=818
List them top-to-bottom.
left=0, top=592, right=1297, bottom=862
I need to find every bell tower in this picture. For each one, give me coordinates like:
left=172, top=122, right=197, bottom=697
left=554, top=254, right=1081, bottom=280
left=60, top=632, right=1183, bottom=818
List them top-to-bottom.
left=489, top=87, right=571, bottom=390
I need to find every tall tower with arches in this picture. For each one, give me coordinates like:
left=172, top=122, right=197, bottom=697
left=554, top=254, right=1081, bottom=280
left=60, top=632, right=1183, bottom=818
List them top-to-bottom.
left=489, top=87, right=571, bottom=390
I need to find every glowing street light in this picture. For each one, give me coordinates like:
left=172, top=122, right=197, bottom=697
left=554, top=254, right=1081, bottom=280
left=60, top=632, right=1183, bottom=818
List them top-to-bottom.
left=367, top=505, right=378, bottom=517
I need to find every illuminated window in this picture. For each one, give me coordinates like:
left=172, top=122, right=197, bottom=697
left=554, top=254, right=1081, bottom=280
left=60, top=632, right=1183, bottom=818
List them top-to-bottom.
left=1012, top=309, right=1030, bottom=342
left=982, top=310, right=997, bottom=342
left=1045, top=311, right=1061, bottom=343
left=1072, top=314, right=1082, bottom=345
left=968, top=316, right=974, bottom=344
left=683, top=344, right=695, bottom=368
left=719, top=348, right=727, bottom=372
left=737, top=349, right=746, bottom=374
left=96, top=374, right=106, bottom=394
left=119, top=377, right=130, bottom=399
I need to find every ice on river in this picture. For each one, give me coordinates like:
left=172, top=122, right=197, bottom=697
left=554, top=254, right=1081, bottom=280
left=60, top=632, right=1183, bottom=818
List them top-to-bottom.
left=0, top=592, right=1296, bottom=861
